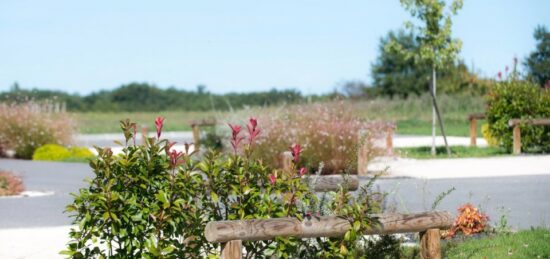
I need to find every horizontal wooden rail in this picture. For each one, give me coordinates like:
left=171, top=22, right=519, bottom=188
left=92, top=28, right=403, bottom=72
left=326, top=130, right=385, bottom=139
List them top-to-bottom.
left=467, top=113, right=486, bottom=121
left=508, top=118, right=550, bottom=154
left=508, top=118, right=550, bottom=127
left=305, top=175, right=359, bottom=192
left=205, top=211, right=453, bottom=243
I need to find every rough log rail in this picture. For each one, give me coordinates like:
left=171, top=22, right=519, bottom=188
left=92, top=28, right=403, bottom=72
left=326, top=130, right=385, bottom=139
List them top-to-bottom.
left=467, top=113, right=486, bottom=147
left=508, top=118, right=550, bottom=155
left=304, top=175, right=359, bottom=192
left=205, top=211, right=453, bottom=259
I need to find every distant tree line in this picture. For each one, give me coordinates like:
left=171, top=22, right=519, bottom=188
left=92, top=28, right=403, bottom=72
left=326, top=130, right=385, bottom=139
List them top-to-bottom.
left=4, top=26, right=547, bottom=108
left=1, top=83, right=312, bottom=112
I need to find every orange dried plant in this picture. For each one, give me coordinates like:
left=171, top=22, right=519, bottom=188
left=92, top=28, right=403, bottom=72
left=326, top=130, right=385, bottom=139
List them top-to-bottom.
left=445, top=203, right=488, bottom=238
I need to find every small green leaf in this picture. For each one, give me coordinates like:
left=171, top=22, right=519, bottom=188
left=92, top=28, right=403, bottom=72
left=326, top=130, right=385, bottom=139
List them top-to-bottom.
left=211, top=191, right=219, bottom=202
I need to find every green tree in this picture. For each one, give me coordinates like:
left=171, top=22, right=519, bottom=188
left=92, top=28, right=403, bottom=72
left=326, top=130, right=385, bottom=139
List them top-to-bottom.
left=392, top=0, right=463, bottom=155
left=525, top=25, right=550, bottom=88
left=371, top=29, right=489, bottom=99
left=372, top=30, right=430, bottom=98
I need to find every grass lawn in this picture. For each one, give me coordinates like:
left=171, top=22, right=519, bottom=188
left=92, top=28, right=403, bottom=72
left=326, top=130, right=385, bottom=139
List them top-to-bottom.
left=73, top=94, right=486, bottom=135
left=73, top=111, right=223, bottom=134
left=396, top=146, right=508, bottom=159
left=443, top=229, right=550, bottom=258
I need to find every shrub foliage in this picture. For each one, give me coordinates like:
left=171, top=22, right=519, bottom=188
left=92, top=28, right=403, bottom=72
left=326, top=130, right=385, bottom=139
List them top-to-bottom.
left=486, top=80, right=550, bottom=152
left=0, top=101, right=75, bottom=159
left=241, top=102, right=385, bottom=174
left=64, top=118, right=388, bottom=258
left=32, top=144, right=95, bottom=162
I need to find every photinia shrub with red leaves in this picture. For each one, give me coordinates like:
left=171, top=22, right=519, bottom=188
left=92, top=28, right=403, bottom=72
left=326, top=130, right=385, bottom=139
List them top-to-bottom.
left=63, top=117, right=314, bottom=258
left=64, top=117, right=384, bottom=258
left=445, top=203, right=489, bottom=239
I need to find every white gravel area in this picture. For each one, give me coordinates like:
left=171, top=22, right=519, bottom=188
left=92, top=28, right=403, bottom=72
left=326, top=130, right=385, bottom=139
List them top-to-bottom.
left=368, top=155, right=550, bottom=179
left=0, top=225, right=72, bottom=259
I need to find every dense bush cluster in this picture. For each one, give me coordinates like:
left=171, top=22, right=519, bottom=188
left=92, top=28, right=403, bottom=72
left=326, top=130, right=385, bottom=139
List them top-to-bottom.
left=486, top=80, right=550, bottom=152
left=0, top=102, right=76, bottom=159
left=239, top=102, right=386, bottom=174
left=64, top=118, right=389, bottom=258
left=32, top=144, right=95, bottom=162
left=0, top=171, right=24, bottom=196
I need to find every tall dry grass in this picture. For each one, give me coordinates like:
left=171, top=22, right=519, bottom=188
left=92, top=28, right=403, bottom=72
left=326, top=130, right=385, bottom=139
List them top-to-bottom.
left=0, top=101, right=76, bottom=159
left=220, top=101, right=387, bottom=174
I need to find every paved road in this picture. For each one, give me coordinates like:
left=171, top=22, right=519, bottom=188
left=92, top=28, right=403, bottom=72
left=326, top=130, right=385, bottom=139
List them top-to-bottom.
left=1, top=159, right=549, bottom=229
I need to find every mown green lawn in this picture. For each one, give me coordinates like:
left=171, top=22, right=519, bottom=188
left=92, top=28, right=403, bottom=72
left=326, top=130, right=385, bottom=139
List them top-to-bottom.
left=73, top=94, right=486, bottom=135
left=73, top=111, right=222, bottom=134
left=397, top=145, right=508, bottom=159
left=442, top=229, right=550, bottom=258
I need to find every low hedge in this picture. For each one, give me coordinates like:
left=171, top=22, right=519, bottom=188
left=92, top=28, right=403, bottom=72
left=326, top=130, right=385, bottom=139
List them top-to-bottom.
left=486, top=80, right=550, bottom=152
left=32, top=144, right=95, bottom=162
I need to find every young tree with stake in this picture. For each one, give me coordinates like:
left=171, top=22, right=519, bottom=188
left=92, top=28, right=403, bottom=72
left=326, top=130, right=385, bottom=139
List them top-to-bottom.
left=389, top=0, right=463, bottom=156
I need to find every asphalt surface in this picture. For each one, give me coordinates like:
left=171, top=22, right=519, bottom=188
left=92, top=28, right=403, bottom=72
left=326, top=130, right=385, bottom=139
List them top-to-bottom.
left=1, top=159, right=549, bottom=230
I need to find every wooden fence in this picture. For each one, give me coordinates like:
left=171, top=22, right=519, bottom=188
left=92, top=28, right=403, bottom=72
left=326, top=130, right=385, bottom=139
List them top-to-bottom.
left=467, top=113, right=486, bottom=147
left=508, top=118, right=550, bottom=155
left=189, top=119, right=217, bottom=151
left=205, top=211, right=453, bottom=259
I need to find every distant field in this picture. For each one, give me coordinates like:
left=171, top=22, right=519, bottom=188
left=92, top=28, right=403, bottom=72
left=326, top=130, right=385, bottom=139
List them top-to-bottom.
left=74, top=94, right=486, bottom=136
left=73, top=111, right=223, bottom=134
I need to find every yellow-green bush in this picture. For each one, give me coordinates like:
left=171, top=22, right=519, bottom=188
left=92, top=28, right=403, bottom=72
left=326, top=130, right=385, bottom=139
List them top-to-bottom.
left=481, top=123, right=498, bottom=147
left=32, top=144, right=95, bottom=162
left=32, top=144, right=71, bottom=161
left=68, top=147, right=95, bottom=160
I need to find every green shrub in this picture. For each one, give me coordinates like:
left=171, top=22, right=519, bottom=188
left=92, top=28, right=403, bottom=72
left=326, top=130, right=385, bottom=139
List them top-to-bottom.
left=486, top=80, right=550, bottom=152
left=0, top=101, right=75, bottom=159
left=63, top=118, right=387, bottom=258
left=481, top=123, right=498, bottom=147
left=199, top=127, right=224, bottom=151
left=32, top=144, right=71, bottom=161
left=32, top=144, right=94, bottom=162
left=68, top=147, right=95, bottom=160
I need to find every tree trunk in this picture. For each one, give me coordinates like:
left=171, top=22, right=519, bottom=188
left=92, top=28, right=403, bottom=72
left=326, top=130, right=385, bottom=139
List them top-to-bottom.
left=429, top=66, right=451, bottom=156
left=431, top=67, right=437, bottom=156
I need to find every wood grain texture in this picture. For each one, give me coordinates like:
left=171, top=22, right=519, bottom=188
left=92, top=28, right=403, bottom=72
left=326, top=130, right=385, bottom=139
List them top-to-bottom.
left=467, top=113, right=486, bottom=120
left=469, top=118, right=477, bottom=146
left=508, top=118, right=550, bottom=127
left=513, top=125, right=521, bottom=155
left=305, top=175, right=359, bottom=192
left=205, top=211, right=453, bottom=243
left=420, top=229, right=441, bottom=259
left=221, top=240, right=242, bottom=259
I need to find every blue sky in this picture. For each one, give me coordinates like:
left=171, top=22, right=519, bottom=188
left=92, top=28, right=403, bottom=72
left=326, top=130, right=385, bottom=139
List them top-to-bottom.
left=0, top=0, right=548, bottom=95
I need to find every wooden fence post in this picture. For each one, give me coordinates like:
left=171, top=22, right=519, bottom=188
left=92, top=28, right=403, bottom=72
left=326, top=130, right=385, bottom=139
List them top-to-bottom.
left=469, top=118, right=477, bottom=147
left=192, top=124, right=200, bottom=151
left=386, top=124, right=394, bottom=156
left=512, top=124, right=521, bottom=155
left=420, top=228, right=441, bottom=259
left=221, top=240, right=242, bottom=259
